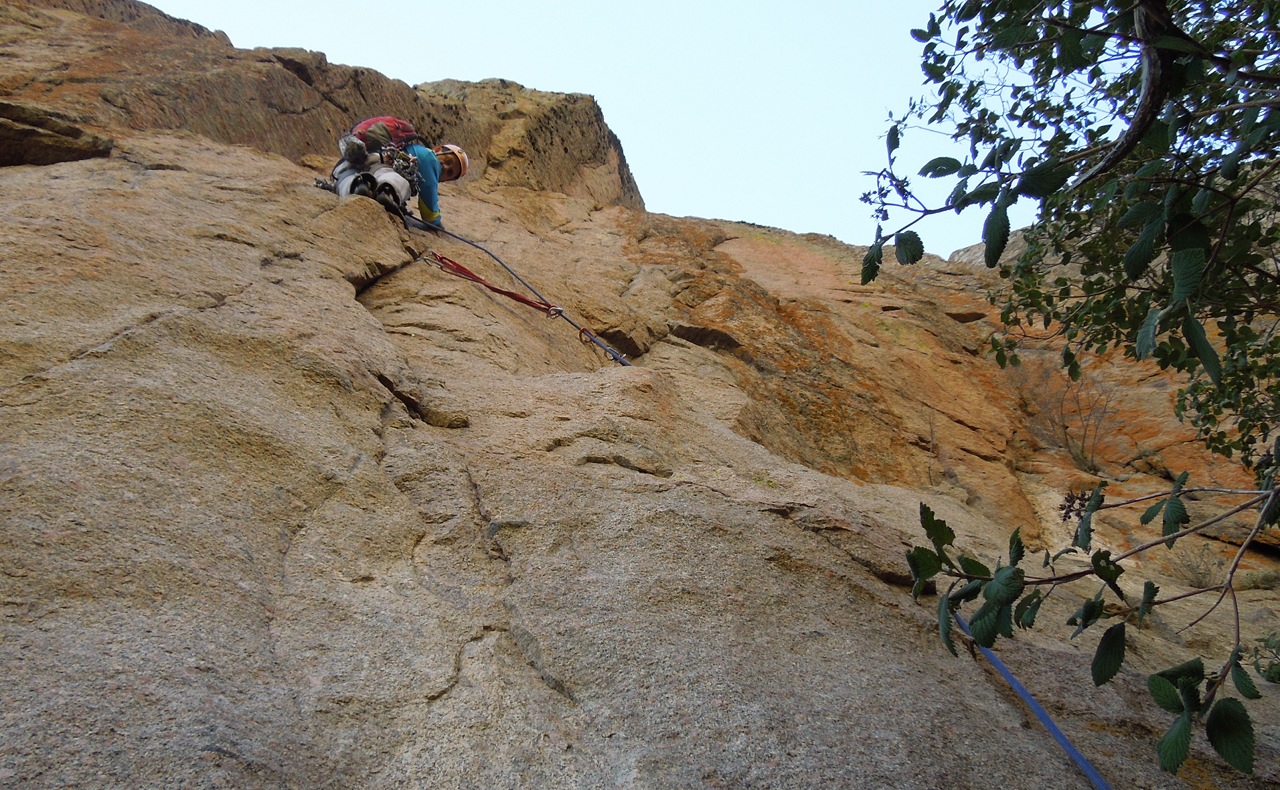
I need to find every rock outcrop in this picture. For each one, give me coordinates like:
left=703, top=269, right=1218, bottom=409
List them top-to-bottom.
left=2, top=1, right=1277, bottom=788
left=0, top=100, right=113, bottom=166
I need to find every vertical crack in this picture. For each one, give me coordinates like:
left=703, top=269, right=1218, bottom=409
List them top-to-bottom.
left=426, top=625, right=505, bottom=702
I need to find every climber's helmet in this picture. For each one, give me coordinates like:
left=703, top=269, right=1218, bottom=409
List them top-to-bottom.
left=435, top=144, right=469, bottom=182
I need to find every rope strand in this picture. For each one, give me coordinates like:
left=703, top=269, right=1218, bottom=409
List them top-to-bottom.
left=414, top=227, right=631, bottom=366
left=955, top=614, right=1113, bottom=790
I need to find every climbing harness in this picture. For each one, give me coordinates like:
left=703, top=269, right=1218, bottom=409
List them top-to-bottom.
left=385, top=148, right=421, bottom=196
left=418, top=229, right=631, bottom=367
left=954, top=614, right=1113, bottom=790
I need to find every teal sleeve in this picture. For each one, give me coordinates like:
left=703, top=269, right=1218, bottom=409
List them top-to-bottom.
left=406, top=143, right=442, bottom=225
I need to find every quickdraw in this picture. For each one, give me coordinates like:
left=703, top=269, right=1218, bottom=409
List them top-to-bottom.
left=316, top=171, right=631, bottom=366
left=421, top=244, right=630, bottom=367
left=428, top=251, right=559, bottom=315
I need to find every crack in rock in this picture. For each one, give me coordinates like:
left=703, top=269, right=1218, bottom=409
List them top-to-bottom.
left=5, top=284, right=256, bottom=396
left=374, top=372, right=469, bottom=429
left=464, top=468, right=514, bottom=566
left=789, top=511, right=919, bottom=590
left=508, top=621, right=576, bottom=703
left=426, top=626, right=505, bottom=702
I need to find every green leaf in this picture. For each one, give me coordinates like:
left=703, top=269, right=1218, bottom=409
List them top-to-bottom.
left=992, top=25, right=1036, bottom=50
left=1056, top=28, right=1088, bottom=70
left=1152, top=34, right=1204, bottom=55
left=1140, top=119, right=1171, bottom=156
left=887, top=124, right=901, bottom=156
left=980, top=139, right=1017, bottom=170
left=1223, top=147, right=1242, bottom=180
left=919, top=156, right=963, bottom=177
left=1135, top=159, right=1166, bottom=179
left=1016, top=160, right=1072, bottom=199
left=1097, top=177, right=1119, bottom=205
left=955, top=182, right=1001, bottom=209
left=1192, top=188, right=1214, bottom=215
left=1118, top=200, right=1163, bottom=230
left=983, top=201, right=1010, bottom=268
left=1167, top=214, right=1211, bottom=254
left=1124, top=218, right=1162, bottom=280
left=895, top=230, right=925, bottom=264
left=862, top=243, right=884, bottom=285
left=1171, top=248, right=1207, bottom=302
left=1136, top=306, right=1162, bottom=360
left=1182, top=314, right=1222, bottom=384
left=1261, top=479, right=1280, bottom=526
left=1086, top=482, right=1106, bottom=510
left=1074, top=483, right=1106, bottom=551
left=1163, top=495, right=1190, bottom=539
left=1140, top=497, right=1165, bottom=525
left=919, top=502, right=956, bottom=555
left=1074, top=512, right=1093, bottom=551
left=1008, top=527, right=1025, bottom=567
left=907, top=546, right=942, bottom=579
left=907, top=547, right=942, bottom=600
left=1091, top=549, right=1126, bottom=600
left=957, top=554, right=992, bottom=579
left=983, top=566, right=1025, bottom=606
left=952, top=578, right=983, bottom=604
left=1138, top=581, right=1159, bottom=626
left=1014, top=588, right=1043, bottom=629
left=938, top=590, right=958, bottom=656
left=1068, top=595, right=1105, bottom=637
left=969, top=601, right=1001, bottom=648
left=996, top=602, right=1014, bottom=639
left=1092, top=622, right=1127, bottom=686
left=1157, top=658, right=1206, bottom=686
left=1259, top=660, right=1280, bottom=684
left=1232, top=663, right=1262, bottom=700
left=1148, top=674, right=1184, bottom=713
left=1178, top=674, right=1203, bottom=716
left=1206, top=698, right=1254, bottom=773
left=1157, top=714, right=1193, bottom=774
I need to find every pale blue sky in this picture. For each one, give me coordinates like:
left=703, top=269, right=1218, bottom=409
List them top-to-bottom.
left=145, top=0, right=1034, bottom=255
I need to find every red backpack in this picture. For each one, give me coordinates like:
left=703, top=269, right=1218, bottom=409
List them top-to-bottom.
left=350, top=116, right=421, bottom=148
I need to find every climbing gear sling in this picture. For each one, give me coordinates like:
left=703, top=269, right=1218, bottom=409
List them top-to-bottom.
left=315, top=173, right=631, bottom=366
left=420, top=226, right=631, bottom=367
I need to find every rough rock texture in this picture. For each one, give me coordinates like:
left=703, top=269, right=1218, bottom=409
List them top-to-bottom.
left=2, top=0, right=642, bottom=210
left=2, top=2, right=1278, bottom=789
left=0, top=100, right=113, bottom=166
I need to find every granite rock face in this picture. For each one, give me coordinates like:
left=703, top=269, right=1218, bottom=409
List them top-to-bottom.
left=3, top=0, right=642, bottom=209
left=1, top=2, right=1277, bottom=788
left=0, top=100, right=113, bottom=166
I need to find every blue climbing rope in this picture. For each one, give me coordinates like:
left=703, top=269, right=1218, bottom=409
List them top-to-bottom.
left=954, top=614, right=1113, bottom=790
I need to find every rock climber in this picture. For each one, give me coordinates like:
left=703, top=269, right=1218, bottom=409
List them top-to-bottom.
left=330, top=116, right=468, bottom=229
